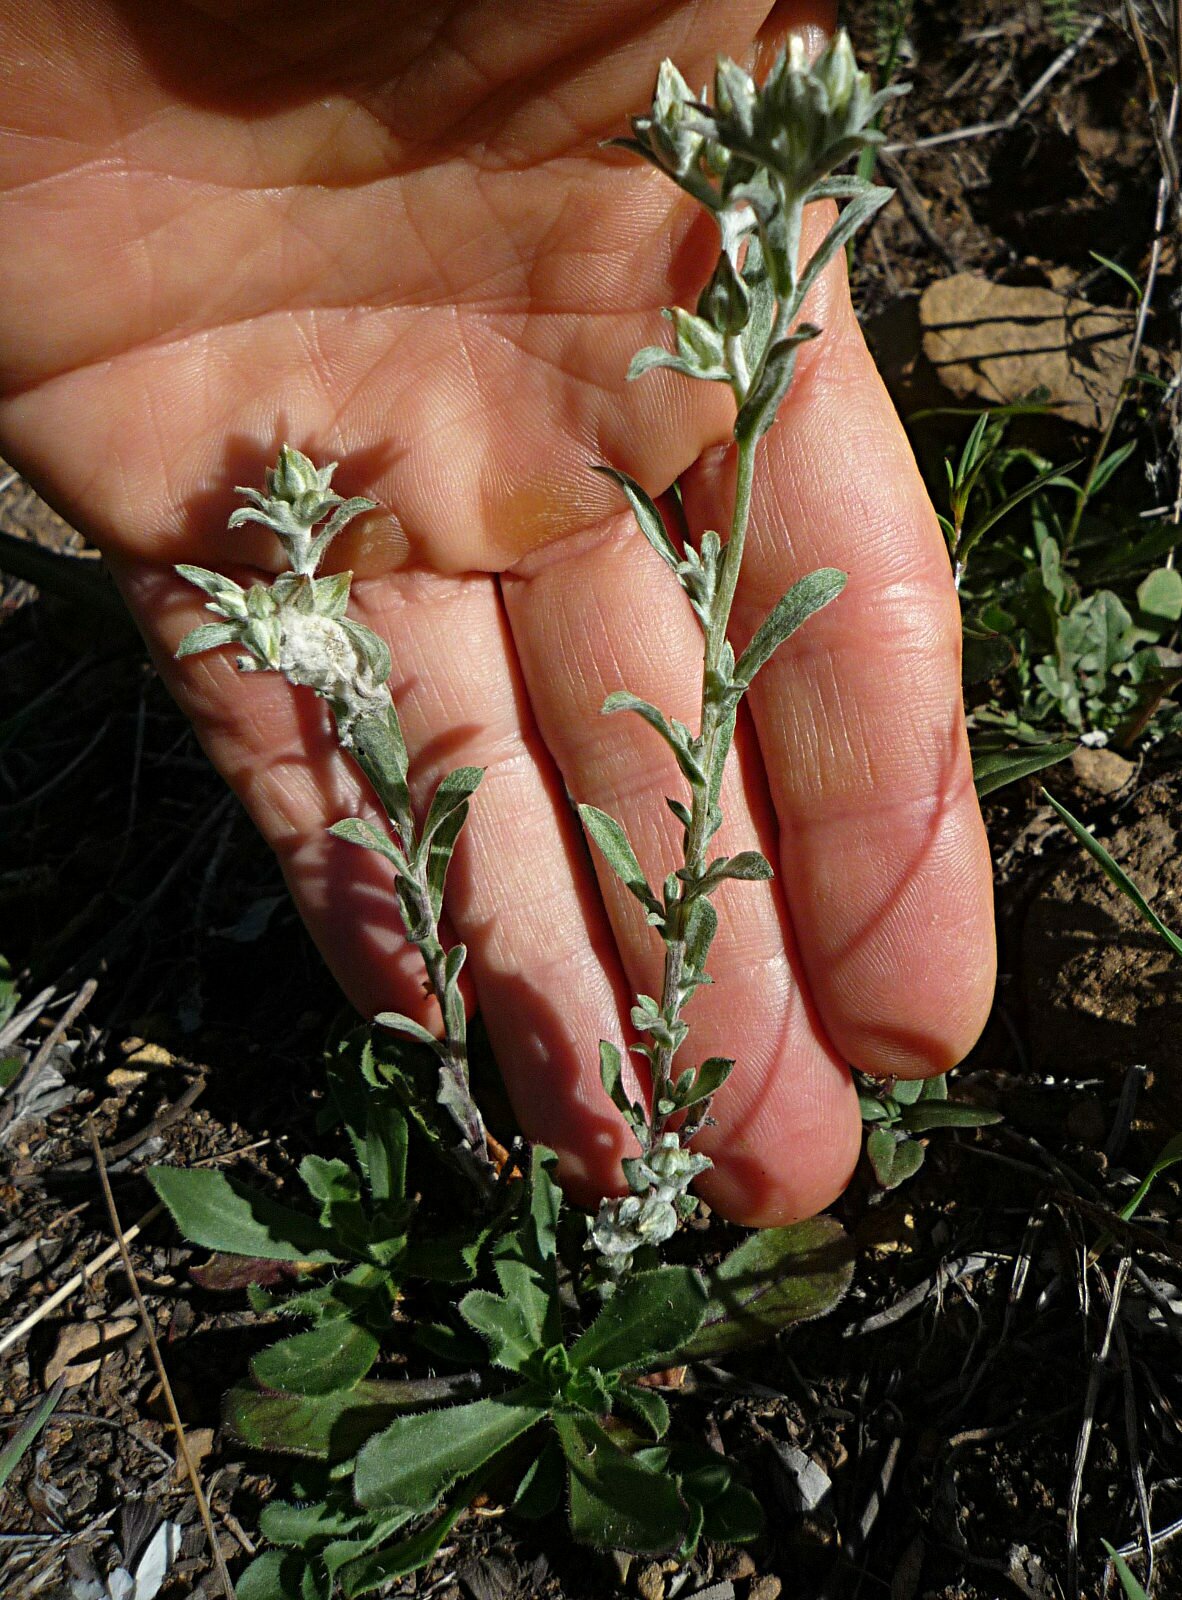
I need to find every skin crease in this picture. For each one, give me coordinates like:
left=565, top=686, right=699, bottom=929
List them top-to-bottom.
left=0, top=1, right=996, bottom=1222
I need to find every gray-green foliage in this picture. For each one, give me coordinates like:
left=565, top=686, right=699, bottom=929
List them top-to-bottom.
left=588, top=30, right=895, bottom=1270
left=176, top=446, right=493, bottom=1189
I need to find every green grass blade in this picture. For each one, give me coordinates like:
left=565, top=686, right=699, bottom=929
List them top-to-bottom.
left=1043, top=791, right=1182, bottom=959
left=0, top=1377, right=65, bottom=1490
left=1101, top=1540, right=1149, bottom=1600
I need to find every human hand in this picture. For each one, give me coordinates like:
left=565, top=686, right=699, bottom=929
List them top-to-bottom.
left=0, top=0, right=995, bottom=1223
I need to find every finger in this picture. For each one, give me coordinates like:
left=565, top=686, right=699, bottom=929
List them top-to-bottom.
left=680, top=211, right=996, bottom=1080
left=502, top=514, right=862, bottom=1226
left=113, top=556, right=639, bottom=1205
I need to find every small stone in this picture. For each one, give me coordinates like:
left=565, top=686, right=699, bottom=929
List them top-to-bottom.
left=1070, top=747, right=1135, bottom=798
left=125, top=1042, right=173, bottom=1068
left=106, top=1067, right=148, bottom=1090
left=1066, top=1096, right=1107, bottom=1144
left=44, top=1317, right=137, bottom=1387
left=173, top=1427, right=215, bottom=1482
left=725, top=1552, right=757, bottom=1581
left=637, top=1561, right=665, bottom=1600
left=749, top=1579, right=782, bottom=1600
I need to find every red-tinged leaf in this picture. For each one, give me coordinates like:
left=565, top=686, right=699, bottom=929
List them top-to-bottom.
left=190, top=1254, right=305, bottom=1292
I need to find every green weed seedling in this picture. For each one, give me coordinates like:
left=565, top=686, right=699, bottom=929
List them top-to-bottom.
left=1043, top=0, right=1083, bottom=42
left=153, top=30, right=891, bottom=1592
left=930, top=402, right=1182, bottom=795
left=858, top=1072, right=1002, bottom=1190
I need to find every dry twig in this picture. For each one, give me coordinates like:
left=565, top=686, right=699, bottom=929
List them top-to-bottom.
left=85, top=1118, right=236, bottom=1600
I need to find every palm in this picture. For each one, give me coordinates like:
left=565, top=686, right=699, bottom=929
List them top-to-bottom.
left=0, top=0, right=996, bottom=1222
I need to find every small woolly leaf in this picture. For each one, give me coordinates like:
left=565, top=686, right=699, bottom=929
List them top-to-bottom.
left=593, top=465, right=680, bottom=572
left=734, top=568, right=847, bottom=685
left=176, top=621, right=241, bottom=658
left=578, top=804, right=659, bottom=912
left=374, top=1012, right=442, bottom=1051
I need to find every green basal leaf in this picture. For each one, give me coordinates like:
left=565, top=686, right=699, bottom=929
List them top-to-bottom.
left=593, top=465, right=680, bottom=574
left=1137, top=565, right=1182, bottom=622
left=734, top=568, right=847, bottom=686
left=971, top=740, right=1074, bottom=797
left=1044, top=790, right=1182, bottom=959
left=578, top=804, right=659, bottom=913
left=327, top=818, right=408, bottom=874
left=890, top=1077, right=925, bottom=1105
left=858, top=1093, right=892, bottom=1124
left=899, top=1103, right=1003, bottom=1134
left=365, top=1104, right=408, bottom=1205
left=492, top=1146, right=563, bottom=1350
left=299, top=1156, right=369, bottom=1253
left=148, top=1167, right=342, bottom=1263
left=679, top=1217, right=855, bottom=1360
left=401, top=1226, right=488, bottom=1284
left=571, top=1266, right=707, bottom=1375
left=459, top=1290, right=538, bottom=1374
left=251, top=1321, right=380, bottom=1398
left=226, top=1380, right=414, bottom=1461
left=618, top=1383, right=671, bottom=1440
left=353, top=1388, right=548, bottom=1512
left=556, top=1413, right=690, bottom=1554
left=513, top=1434, right=565, bottom=1519
left=701, top=1479, right=764, bottom=1544
left=335, top=1491, right=469, bottom=1596
left=259, top=1497, right=369, bottom=1548
left=235, top=1550, right=307, bottom=1600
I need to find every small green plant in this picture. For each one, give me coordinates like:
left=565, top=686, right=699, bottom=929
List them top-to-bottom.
left=1043, top=0, right=1083, bottom=42
left=157, top=29, right=890, bottom=1590
left=931, top=406, right=1182, bottom=781
left=858, top=1072, right=1002, bottom=1190
left=0, top=1377, right=64, bottom=1494
left=1103, top=1539, right=1150, bottom=1599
